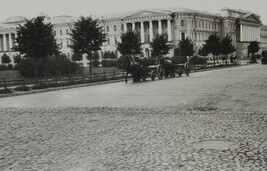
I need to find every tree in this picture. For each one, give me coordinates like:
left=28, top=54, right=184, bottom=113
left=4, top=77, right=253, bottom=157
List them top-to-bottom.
left=14, top=15, right=59, bottom=82
left=70, top=16, right=106, bottom=75
left=117, top=30, right=141, bottom=55
left=150, top=33, right=172, bottom=58
left=204, top=34, right=221, bottom=65
left=221, top=35, right=236, bottom=64
left=174, top=37, right=194, bottom=57
left=248, top=41, right=260, bottom=62
left=198, top=45, right=208, bottom=57
left=92, top=51, right=100, bottom=60
left=72, top=52, right=83, bottom=62
left=1, top=53, right=11, bottom=64
left=13, top=54, right=22, bottom=64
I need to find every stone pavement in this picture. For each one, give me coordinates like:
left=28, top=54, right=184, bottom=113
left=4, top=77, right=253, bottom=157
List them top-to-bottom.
left=0, top=107, right=266, bottom=171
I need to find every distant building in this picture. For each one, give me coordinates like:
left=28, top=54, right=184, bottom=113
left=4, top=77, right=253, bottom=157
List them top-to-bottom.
left=0, top=7, right=266, bottom=66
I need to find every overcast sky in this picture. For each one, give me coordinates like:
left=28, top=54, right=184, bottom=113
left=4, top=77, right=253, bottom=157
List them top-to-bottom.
left=0, top=0, right=266, bottom=24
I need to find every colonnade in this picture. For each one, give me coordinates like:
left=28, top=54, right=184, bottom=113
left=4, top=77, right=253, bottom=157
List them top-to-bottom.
left=122, top=19, right=172, bottom=43
left=240, top=24, right=260, bottom=42
left=0, top=33, right=17, bottom=52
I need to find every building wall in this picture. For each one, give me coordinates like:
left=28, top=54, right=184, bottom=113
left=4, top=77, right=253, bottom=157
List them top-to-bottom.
left=0, top=7, right=266, bottom=65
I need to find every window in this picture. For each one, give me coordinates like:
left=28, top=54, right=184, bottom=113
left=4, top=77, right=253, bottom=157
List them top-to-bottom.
left=181, top=20, right=185, bottom=27
left=192, top=20, right=194, bottom=27
left=195, top=21, right=197, bottom=27
left=199, top=21, right=201, bottom=28
left=202, top=22, right=204, bottom=28
left=206, top=22, right=207, bottom=28
left=209, top=22, right=211, bottom=29
left=114, top=25, right=117, bottom=32
left=121, top=25, right=124, bottom=31
left=106, top=26, right=109, bottom=32
left=66, top=29, right=69, bottom=34
left=60, top=30, right=63, bottom=36
left=181, top=32, right=185, bottom=40
left=114, top=37, right=117, bottom=43
left=107, top=38, right=110, bottom=45
left=67, top=40, right=69, bottom=46
left=60, top=41, right=63, bottom=47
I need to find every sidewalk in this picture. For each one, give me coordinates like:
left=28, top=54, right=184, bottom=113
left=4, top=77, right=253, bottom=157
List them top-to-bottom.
left=0, top=61, right=255, bottom=99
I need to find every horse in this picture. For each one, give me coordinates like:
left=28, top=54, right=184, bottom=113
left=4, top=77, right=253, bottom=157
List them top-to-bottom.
left=123, top=54, right=148, bottom=83
left=156, top=55, right=175, bottom=78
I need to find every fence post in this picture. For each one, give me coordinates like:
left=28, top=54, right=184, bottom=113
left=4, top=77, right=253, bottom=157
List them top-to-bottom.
left=123, top=70, right=125, bottom=77
left=103, top=71, right=106, bottom=80
left=82, top=74, right=84, bottom=83
left=55, top=75, right=58, bottom=84
left=69, top=75, right=71, bottom=85
left=4, top=79, right=7, bottom=90
left=22, top=79, right=25, bottom=87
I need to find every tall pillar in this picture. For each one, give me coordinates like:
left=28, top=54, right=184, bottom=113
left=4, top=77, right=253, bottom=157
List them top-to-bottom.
left=167, top=19, right=172, bottom=41
left=158, top=20, right=162, bottom=35
left=140, top=21, right=144, bottom=43
left=149, top=21, right=153, bottom=42
left=132, top=22, right=135, bottom=31
left=124, top=23, right=127, bottom=33
left=240, top=24, right=243, bottom=42
left=9, top=33, right=13, bottom=51
left=15, top=33, right=18, bottom=46
left=3, top=34, right=7, bottom=51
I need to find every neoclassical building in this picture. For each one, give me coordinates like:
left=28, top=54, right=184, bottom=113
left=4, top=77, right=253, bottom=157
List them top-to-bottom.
left=0, top=7, right=266, bottom=66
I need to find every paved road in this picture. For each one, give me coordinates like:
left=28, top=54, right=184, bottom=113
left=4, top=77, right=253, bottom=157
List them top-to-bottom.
left=0, top=64, right=267, bottom=170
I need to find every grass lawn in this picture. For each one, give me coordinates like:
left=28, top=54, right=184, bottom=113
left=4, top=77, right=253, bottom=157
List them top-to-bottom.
left=82, top=66, right=122, bottom=74
left=0, top=67, right=122, bottom=80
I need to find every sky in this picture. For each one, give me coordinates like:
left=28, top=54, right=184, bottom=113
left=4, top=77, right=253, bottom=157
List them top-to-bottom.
left=0, top=0, right=267, bottom=24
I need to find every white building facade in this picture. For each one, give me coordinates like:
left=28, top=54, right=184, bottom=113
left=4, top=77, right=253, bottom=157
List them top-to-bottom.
left=0, top=7, right=266, bottom=65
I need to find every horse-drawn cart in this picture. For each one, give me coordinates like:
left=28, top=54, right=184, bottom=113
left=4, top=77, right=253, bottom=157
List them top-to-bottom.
left=123, top=54, right=163, bottom=83
left=174, top=62, right=190, bottom=77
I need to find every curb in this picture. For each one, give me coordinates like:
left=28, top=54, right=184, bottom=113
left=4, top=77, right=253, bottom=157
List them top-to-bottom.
left=0, top=79, right=125, bottom=99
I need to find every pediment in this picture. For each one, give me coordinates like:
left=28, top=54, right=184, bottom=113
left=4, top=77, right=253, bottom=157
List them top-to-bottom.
left=122, top=10, right=167, bottom=19
left=242, top=13, right=261, bottom=23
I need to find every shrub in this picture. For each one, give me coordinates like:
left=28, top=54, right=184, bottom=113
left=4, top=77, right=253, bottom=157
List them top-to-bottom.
left=17, top=54, right=83, bottom=78
left=117, top=55, right=125, bottom=69
left=189, top=55, right=207, bottom=65
left=172, top=56, right=187, bottom=64
left=147, top=58, right=156, bottom=65
left=101, top=59, right=117, bottom=67
left=92, top=60, right=100, bottom=67
left=31, top=83, right=50, bottom=90
left=14, top=86, right=30, bottom=91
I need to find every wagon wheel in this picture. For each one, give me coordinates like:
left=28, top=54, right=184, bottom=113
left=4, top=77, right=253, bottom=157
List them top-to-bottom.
left=184, top=63, right=190, bottom=76
left=157, top=64, right=163, bottom=79
left=178, top=67, right=183, bottom=77
left=150, top=70, right=156, bottom=81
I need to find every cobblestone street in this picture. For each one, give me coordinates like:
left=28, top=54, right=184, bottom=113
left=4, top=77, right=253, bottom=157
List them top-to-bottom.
left=0, top=64, right=267, bottom=170
left=0, top=108, right=266, bottom=170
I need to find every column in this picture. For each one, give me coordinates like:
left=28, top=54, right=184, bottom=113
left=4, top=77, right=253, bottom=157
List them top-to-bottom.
left=167, top=19, right=172, bottom=41
left=158, top=20, right=162, bottom=35
left=140, top=21, right=144, bottom=43
left=149, top=21, right=153, bottom=42
left=132, top=22, right=135, bottom=31
left=124, top=23, right=127, bottom=33
left=240, top=24, right=243, bottom=42
left=9, top=33, right=13, bottom=51
left=15, top=33, right=18, bottom=46
left=3, top=34, right=7, bottom=51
